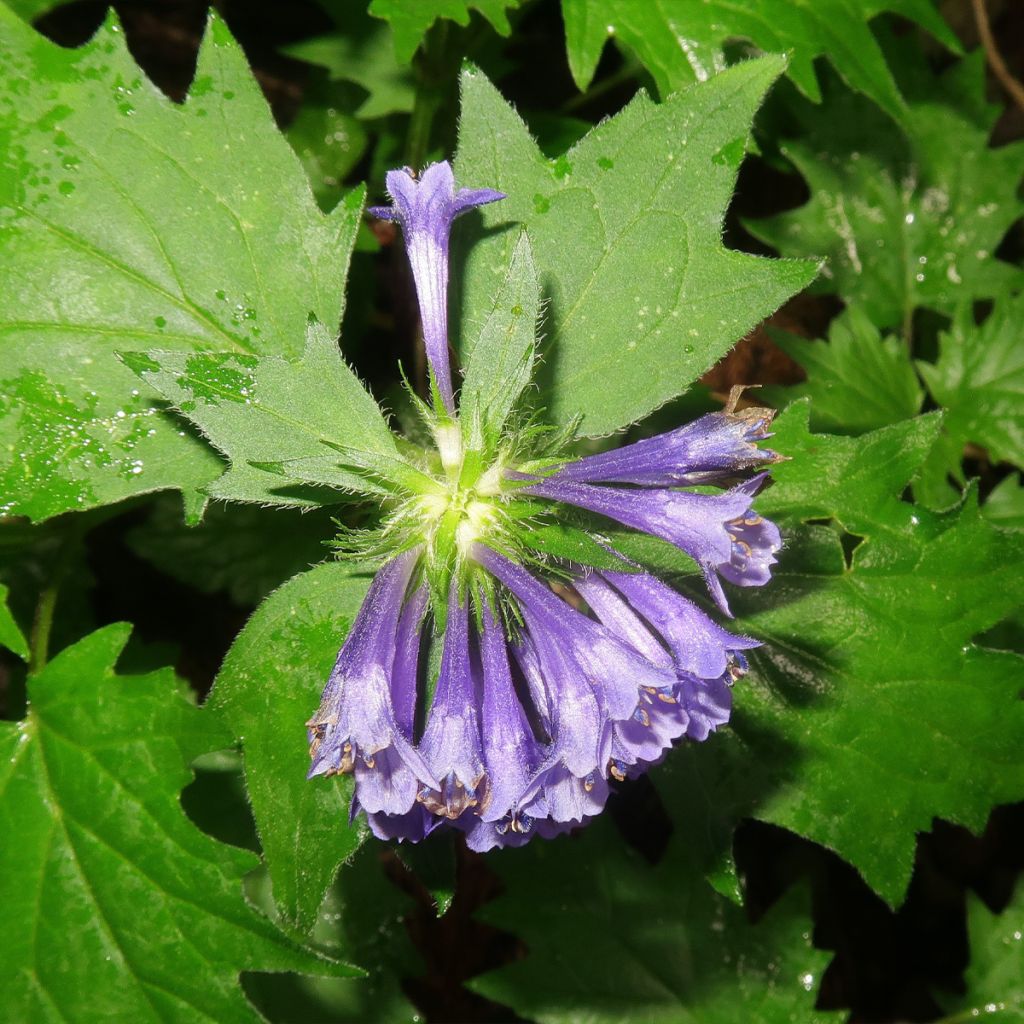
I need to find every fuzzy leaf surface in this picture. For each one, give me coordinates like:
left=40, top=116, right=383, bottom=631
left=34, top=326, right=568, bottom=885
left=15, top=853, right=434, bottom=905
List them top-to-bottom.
left=561, top=0, right=957, bottom=118
left=0, top=12, right=363, bottom=520
left=750, top=54, right=1024, bottom=328
left=454, top=60, right=817, bottom=436
left=459, top=231, right=539, bottom=450
left=917, top=294, right=1024, bottom=470
left=125, top=319, right=400, bottom=505
left=211, top=562, right=372, bottom=931
left=0, top=625, right=352, bottom=1022
left=473, top=817, right=838, bottom=1023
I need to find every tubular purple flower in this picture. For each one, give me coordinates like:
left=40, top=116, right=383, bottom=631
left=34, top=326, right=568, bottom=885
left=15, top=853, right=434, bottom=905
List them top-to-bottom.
left=369, top=161, right=505, bottom=414
left=551, top=407, right=780, bottom=486
left=521, top=473, right=782, bottom=614
left=307, top=550, right=437, bottom=802
left=416, top=585, right=486, bottom=820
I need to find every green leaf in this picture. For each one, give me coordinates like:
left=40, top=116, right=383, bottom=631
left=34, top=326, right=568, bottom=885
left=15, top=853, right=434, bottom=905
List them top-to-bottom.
left=369, top=0, right=524, bottom=63
left=561, top=0, right=958, bottom=118
left=0, top=11, right=363, bottom=521
left=285, top=22, right=415, bottom=120
left=750, top=53, right=1024, bottom=329
left=454, top=60, right=818, bottom=436
left=286, top=78, right=369, bottom=211
left=459, top=230, right=539, bottom=450
left=918, top=294, right=1024, bottom=469
left=766, top=305, right=923, bottom=434
left=125, top=318, right=401, bottom=505
left=682, top=405, right=1024, bottom=905
left=984, top=475, right=1024, bottom=531
left=127, top=495, right=337, bottom=606
left=211, top=562, right=372, bottom=931
left=0, top=581, right=29, bottom=660
left=0, top=625, right=353, bottom=1022
left=472, top=817, right=838, bottom=1024
left=245, top=845, right=421, bottom=1022
left=936, top=883, right=1024, bottom=1023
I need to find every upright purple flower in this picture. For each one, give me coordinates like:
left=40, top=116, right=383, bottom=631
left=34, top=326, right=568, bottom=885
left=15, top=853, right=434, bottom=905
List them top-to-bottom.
left=307, top=156, right=786, bottom=851
left=369, top=161, right=505, bottom=414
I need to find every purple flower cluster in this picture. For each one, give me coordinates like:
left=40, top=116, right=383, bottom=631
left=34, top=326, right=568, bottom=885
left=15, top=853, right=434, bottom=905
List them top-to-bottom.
left=307, top=161, right=783, bottom=849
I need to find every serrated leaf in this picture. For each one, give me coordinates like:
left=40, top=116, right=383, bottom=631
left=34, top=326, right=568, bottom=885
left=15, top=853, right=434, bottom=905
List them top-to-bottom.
left=369, top=0, right=524, bottom=63
left=561, top=0, right=958, bottom=119
left=0, top=11, right=363, bottom=520
left=750, top=53, right=1024, bottom=328
left=454, top=60, right=818, bottom=436
left=459, top=230, right=539, bottom=450
left=917, top=294, right=1024, bottom=469
left=766, top=305, right=923, bottom=434
left=125, top=318, right=400, bottom=504
left=664, top=405, right=1024, bottom=906
left=127, top=496, right=337, bottom=606
left=518, top=520, right=632, bottom=571
left=211, top=562, right=372, bottom=931
left=0, top=581, right=28, bottom=659
left=0, top=625, right=353, bottom=1022
left=473, top=817, right=838, bottom=1024
left=935, top=883, right=1024, bottom=1023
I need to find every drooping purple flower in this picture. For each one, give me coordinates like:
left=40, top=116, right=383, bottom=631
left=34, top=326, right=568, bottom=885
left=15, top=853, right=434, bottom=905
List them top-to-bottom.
left=309, top=156, right=786, bottom=852
left=369, top=161, right=505, bottom=414
left=551, top=407, right=780, bottom=486
left=520, top=473, right=781, bottom=614
left=307, top=550, right=438, bottom=812
left=416, top=585, right=486, bottom=820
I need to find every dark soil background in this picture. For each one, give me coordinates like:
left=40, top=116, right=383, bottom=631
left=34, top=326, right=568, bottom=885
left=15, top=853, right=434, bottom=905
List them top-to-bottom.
left=19, top=2, right=1024, bottom=1020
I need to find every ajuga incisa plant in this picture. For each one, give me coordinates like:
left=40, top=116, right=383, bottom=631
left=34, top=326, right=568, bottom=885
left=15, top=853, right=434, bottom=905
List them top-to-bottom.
left=306, top=160, right=782, bottom=849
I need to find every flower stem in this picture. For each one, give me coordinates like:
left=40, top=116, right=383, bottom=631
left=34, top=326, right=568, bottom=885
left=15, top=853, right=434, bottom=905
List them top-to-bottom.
left=28, top=519, right=84, bottom=675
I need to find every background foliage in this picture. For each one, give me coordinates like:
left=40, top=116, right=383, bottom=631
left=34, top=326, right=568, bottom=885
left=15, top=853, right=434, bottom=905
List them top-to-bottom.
left=1, top=0, right=1023, bottom=1021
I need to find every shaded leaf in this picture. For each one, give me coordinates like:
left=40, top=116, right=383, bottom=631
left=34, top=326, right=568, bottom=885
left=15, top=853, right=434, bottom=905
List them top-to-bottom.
left=369, top=0, right=525, bottom=63
left=561, top=0, right=958, bottom=118
left=0, top=11, right=362, bottom=520
left=285, top=20, right=415, bottom=120
left=750, top=53, right=1024, bottom=328
left=454, top=60, right=818, bottom=436
left=918, top=294, right=1024, bottom=470
left=766, top=305, right=923, bottom=434
left=664, top=405, right=1024, bottom=906
left=983, top=475, right=1024, bottom=531
left=127, top=495, right=337, bottom=607
left=211, top=562, right=372, bottom=931
left=0, top=581, right=29, bottom=660
left=0, top=625, right=353, bottom=1022
left=473, top=816, right=838, bottom=1024
left=936, top=883, right=1024, bottom=1023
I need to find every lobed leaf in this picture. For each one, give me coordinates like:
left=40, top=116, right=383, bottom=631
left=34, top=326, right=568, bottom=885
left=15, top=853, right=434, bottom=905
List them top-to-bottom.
left=561, top=0, right=958, bottom=119
left=0, top=11, right=363, bottom=521
left=750, top=53, right=1024, bottom=328
left=454, top=60, right=818, bottom=436
left=0, top=625, right=355, bottom=1022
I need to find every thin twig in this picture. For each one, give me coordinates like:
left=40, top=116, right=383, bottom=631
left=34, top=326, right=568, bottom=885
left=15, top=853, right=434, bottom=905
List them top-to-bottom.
left=972, top=0, right=1024, bottom=115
